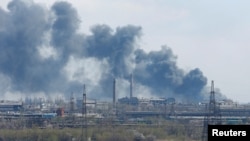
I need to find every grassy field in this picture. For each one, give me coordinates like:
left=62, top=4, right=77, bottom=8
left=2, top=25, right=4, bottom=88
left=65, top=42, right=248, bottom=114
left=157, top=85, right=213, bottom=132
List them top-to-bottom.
left=0, top=119, right=203, bottom=141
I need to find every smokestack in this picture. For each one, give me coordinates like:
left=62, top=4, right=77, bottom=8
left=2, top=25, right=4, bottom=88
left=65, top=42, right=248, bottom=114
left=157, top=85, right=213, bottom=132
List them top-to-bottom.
left=130, top=73, right=133, bottom=98
left=113, top=78, right=116, bottom=108
left=83, top=84, right=86, bottom=114
left=70, top=92, right=75, bottom=113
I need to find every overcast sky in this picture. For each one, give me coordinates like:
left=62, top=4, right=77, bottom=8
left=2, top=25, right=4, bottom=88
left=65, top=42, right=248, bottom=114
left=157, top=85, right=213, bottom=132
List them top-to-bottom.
left=1, top=0, right=250, bottom=103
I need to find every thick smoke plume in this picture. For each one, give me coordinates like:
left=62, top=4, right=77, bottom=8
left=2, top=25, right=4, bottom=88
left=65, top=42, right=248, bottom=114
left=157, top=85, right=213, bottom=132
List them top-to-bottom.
left=0, top=0, right=212, bottom=102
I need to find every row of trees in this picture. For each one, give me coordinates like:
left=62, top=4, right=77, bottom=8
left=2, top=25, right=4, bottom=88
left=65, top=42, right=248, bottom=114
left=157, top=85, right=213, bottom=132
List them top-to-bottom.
left=0, top=119, right=203, bottom=141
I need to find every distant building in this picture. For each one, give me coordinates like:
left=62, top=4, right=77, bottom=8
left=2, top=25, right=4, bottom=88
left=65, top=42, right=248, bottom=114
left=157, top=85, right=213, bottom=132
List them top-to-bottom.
left=118, top=97, right=139, bottom=105
left=118, top=97, right=175, bottom=106
left=144, top=97, right=176, bottom=106
left=150, top=98, right=166, bottom=105
left=218, top=99, right=237, bottom=108
left=0, top=100, right=23, bottom=112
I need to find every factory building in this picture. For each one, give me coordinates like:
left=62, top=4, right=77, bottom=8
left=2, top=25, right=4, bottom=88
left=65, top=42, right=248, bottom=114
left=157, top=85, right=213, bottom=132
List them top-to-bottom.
left=116, top=74, right=176, bottom=107
left=118, top=97, right=139, bottom=105
left=0, top=100, right=23, bottom=112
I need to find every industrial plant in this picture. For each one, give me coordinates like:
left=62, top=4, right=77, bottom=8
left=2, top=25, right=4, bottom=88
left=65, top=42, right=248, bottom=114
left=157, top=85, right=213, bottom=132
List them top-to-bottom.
left=1, top=78, right=250, bottom=141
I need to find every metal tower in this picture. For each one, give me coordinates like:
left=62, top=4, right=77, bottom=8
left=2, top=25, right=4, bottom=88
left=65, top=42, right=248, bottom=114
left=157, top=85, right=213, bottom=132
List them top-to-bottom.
left=202, top=80, right=222, bottom=141
left=208, top=80, right=221, bottom=124
left=209, top=80, right=216, bottom=114
left=82, top=84, right=87, bottom=141
left=81, top=85, right=96, bottom=141
left=70, top=92, right=75, bottom=115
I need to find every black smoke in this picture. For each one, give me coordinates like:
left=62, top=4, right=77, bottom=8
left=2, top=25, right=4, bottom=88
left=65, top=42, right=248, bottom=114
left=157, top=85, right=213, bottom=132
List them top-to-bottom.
left=0, top=0, right=212, bottom=102
left=0, top=0, right=52, bottom=92
left=134, top=47, right=207, bottom=102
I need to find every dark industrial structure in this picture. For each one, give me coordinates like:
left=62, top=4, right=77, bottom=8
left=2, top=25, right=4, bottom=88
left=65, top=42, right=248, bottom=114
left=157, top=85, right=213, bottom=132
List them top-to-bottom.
left=1, top=80, right=250, bottom=141
left=0, top=100, right=23, bottom=111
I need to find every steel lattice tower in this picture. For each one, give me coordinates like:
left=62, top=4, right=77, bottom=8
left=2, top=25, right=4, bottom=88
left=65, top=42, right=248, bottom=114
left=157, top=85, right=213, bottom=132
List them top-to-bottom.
left=202, top=80, right=222, bottom=141
left=209, top=80, right=216, bottom=115
left=82, top=84, right=87, bottom=141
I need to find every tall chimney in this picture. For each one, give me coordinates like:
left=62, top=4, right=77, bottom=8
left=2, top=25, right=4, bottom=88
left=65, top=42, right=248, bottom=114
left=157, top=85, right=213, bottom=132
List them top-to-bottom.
left=130, top=73, right=133, bottom=98
left=113, top=78, right=116, bottom=108
left=83, top=84, right=86, bottom=115
left=70, top=92, right=75, bottom=113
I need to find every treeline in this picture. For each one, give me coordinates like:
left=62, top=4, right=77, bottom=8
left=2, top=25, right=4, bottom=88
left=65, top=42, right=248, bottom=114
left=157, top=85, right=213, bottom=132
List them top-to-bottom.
left=0, top=122, right=202, bottom=141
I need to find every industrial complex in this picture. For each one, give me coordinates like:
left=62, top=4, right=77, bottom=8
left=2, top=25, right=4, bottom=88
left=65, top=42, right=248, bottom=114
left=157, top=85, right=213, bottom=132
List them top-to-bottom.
left=0, top=78, right=250, bottom=141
